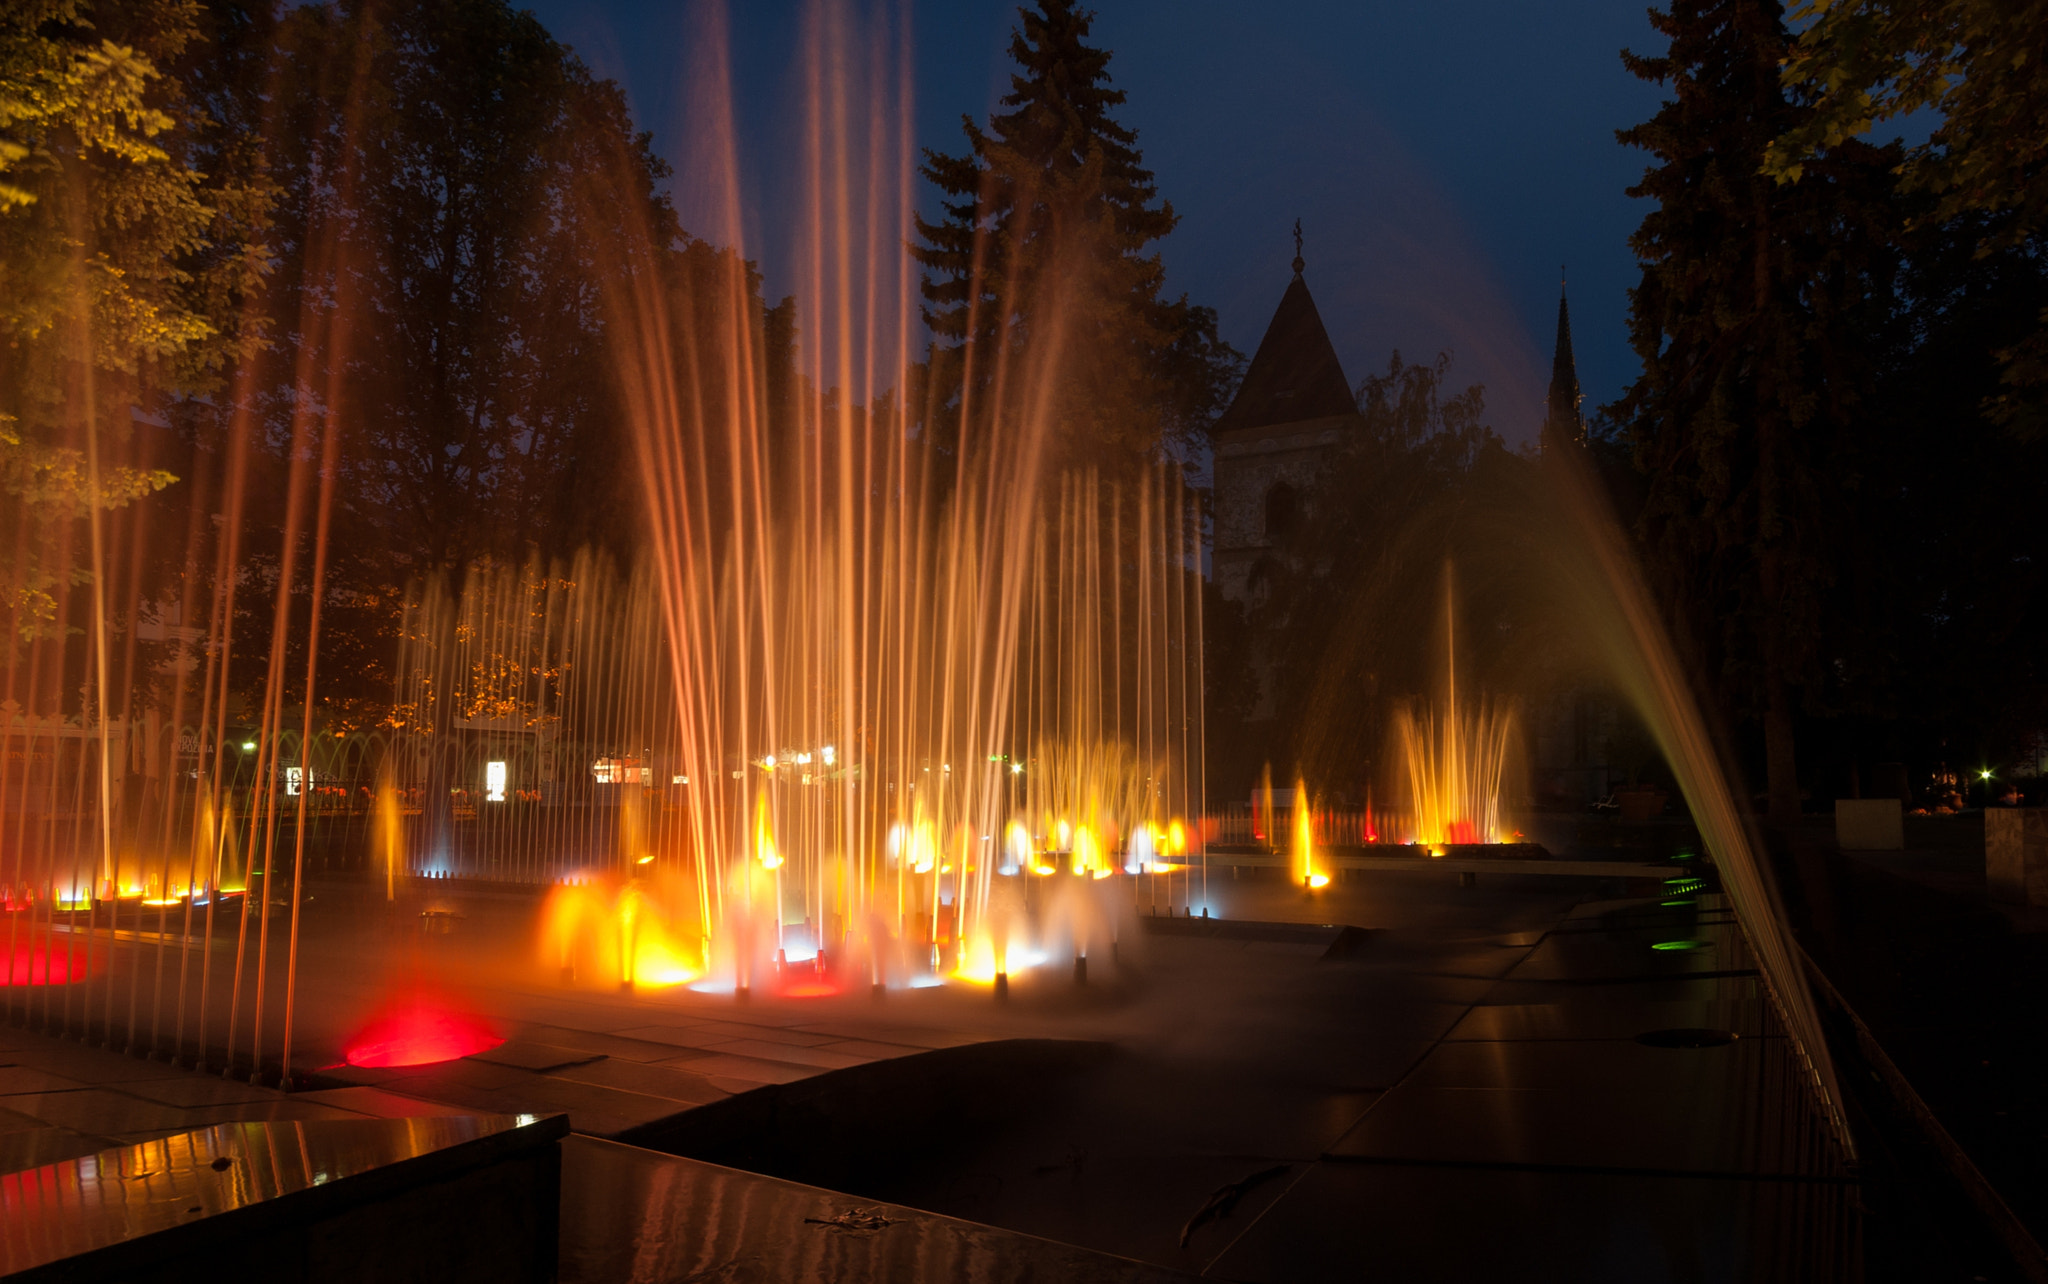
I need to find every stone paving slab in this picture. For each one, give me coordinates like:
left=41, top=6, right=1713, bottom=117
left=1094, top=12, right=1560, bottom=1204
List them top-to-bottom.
left=1445, top=997, right=1770, bottom=1041
left=625, top=1020, right=838, bottom=1047
left=507, top=1023, right=713, bottom=1063
left=605, top=1023, right=729, bottom=1048
left=695, top=1038, right=871, bottom=1070
left=468, top=1039, right=606, bottom=1072
left=815, top=1039, right=930, bottom=1060
left=0, top=1042, right=198, bottom=1084
left=679, top=1054, right=824, bottom=1086
left=546, top=1057, right=730, bottom=1107
left=0, top=1065, right=87, bottom=1095
left=376, top=1065, right=696, bottom=1137
left=113, top=1074, right=285, bottom=1108
left=290, top=1086, right=484, bottom=1118
left=0, top=1087, right=364, bottom=1140
left=1208, top=1158, right=1852, bottom=1283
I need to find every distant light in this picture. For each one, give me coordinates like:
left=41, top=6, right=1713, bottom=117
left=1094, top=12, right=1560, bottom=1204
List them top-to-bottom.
left=240, top=741, right=256, bottom=752
left=821, top=745, right=836, bottom=765
left=795, top=752, right=811, bottom=765
left=763, top=755, right=776, bottom=770
left=485, top=761, right=507, bottom=803
left=1010, top=763, right=1023, bottom=775
left=285, top=766, right=302, bottom=797
left=1980, top=769, right=1994, bottom=780
left=672, top=774, right=686, bottom=785
left=636, top=855, right=654, bottom=865
left=1307, top=872, right=1330, bottom=888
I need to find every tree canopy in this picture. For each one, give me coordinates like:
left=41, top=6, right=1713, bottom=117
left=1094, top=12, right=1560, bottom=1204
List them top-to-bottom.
left=0, top=0, right=271, bottom=642
left=1768, top=0, right=2048, bottom=436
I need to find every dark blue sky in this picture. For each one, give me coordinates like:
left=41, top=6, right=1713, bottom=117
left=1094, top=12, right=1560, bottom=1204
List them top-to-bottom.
left=526, top=1, right=1672, bottom=447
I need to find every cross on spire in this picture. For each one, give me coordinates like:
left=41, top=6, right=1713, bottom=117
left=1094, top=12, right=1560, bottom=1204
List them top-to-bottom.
left=1291, top=218, right=1305, bottom=277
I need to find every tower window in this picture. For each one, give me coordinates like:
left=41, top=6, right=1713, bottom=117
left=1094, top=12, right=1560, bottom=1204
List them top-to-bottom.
left=1264, top=482, right=1299, bottom=539
left=1247, top=557, right=1275, bottom=606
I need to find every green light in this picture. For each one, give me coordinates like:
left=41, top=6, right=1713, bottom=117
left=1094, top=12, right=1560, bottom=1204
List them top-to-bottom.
left=240, top=741, right=256, bottom=752
left=1673, top=851, right=1696, bottom=861
left=1661, top=898, right=1695, bottom=907
left=1652, top=940, right=1707, bottom=952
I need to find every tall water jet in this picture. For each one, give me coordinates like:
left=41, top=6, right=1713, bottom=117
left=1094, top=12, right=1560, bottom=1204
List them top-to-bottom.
left=1395, top=570, right=1516, bottom=848
left=1292, top=780, right=1326, bottom=888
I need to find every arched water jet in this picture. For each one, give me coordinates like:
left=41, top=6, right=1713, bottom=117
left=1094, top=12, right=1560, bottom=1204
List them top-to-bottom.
left=1532, top=447, right=1855, bottom=1158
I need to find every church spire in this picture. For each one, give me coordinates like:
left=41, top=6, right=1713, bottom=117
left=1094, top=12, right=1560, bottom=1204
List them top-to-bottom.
left=1212, top=230, right=1356, bottom=435
left=1544, top=270, right=1584, bottom=448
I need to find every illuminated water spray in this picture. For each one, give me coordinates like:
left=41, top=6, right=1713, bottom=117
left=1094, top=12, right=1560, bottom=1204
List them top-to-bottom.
left=1396, top=570, right=1514, bottom=847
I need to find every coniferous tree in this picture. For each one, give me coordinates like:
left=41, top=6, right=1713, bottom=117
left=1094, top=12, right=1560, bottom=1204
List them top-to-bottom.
left=910, top=0, right=1237, bottom=482
left=1610, top=0, right=1902, bottom=822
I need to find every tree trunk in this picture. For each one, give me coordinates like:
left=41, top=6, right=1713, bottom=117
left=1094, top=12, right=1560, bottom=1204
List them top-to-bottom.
left=1765, top=674, right=1801, bottom=824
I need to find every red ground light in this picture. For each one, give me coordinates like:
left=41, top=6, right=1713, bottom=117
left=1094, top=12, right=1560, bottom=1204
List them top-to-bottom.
left=2, top=939, right=91, bottom=986
left=777, top=976, right=842, bottom=999
left=344, top=1002, right=503, bottom=1068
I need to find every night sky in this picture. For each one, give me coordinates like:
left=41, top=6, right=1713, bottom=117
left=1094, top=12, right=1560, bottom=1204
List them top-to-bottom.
left=526, top=0, right=1674, bottom=448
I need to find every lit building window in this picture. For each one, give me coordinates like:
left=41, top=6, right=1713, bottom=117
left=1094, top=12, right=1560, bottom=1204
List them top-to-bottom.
left=486, top=761, right=507, bottom=802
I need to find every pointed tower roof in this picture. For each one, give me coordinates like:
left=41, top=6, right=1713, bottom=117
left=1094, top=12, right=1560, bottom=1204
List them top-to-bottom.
left=1213, top=234, right=1357, bottom=436
left=1544, top=276, right=1583, bottom=445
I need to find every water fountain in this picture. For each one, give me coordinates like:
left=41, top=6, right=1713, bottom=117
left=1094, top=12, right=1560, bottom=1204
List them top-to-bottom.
left=0, top=1, right=1847, bottom=1184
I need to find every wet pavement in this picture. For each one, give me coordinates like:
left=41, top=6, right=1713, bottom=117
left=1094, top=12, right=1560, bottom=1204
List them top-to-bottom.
left=0, top=863, right=1875, bottom=1281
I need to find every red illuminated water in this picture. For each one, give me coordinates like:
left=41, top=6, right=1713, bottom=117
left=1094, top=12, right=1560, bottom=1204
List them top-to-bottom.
left=1, top=938, right=90, bottom=986
left=344, top=1003, right=503, bottom=1068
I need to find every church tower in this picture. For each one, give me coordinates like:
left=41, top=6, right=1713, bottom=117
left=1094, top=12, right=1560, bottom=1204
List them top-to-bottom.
left=1210, top=226, right=1363, bottom=609
left=1541, top=277, right=1584, bottom=449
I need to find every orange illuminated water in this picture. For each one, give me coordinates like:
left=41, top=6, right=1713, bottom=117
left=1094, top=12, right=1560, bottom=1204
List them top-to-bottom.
left=0, top=0, right=1845, bottom=1161
left=1395, top=571, right=1515, bottom=847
